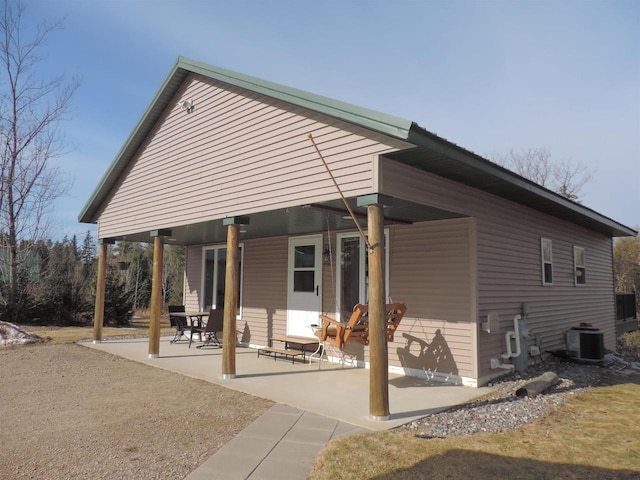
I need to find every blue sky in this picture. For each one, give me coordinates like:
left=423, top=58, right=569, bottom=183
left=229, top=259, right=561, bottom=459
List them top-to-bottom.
left=23, top=0, right=640, bottom=239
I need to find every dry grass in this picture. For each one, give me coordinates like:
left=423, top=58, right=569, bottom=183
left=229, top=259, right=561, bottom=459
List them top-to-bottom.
left=24, top=321, right=173, bottom=344
left=0, top=341, right=273, bottom=479
left=310, top=379, right=640, bottom=480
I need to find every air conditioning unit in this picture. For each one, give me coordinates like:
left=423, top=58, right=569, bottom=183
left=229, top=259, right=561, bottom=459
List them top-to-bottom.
left=566, top=326, right=604, bottom=361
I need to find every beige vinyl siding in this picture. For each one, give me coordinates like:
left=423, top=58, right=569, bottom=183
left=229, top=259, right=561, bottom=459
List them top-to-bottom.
left=97, top=74, right=411, bottom=239
left=380, top=157, right=616, bottom=382
left=475, top=214, right=614, bottom=381
left=387, top=219, right=475, bottom=380
left=314, top=222, right=474, bottom=380
left=239, top=236, right=288, bottom=346
left=184, top=237, right=288, bottom=347
left=184, top=245, right=202, bottom=312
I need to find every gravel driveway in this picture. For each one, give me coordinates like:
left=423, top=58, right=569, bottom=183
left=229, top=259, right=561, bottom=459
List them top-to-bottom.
left=0, top=343, right=273, bottom=479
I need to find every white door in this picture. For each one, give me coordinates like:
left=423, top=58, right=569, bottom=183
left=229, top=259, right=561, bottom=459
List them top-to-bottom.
left=287, top=235, right=322, bottom=338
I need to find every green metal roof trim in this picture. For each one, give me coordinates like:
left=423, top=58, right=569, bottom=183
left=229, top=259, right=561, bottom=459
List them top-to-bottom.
left=78, top=56, right=635, bottom=238
left=77, top=57, right=412, bottom=223
left=180, top=57, right=413, bottom=138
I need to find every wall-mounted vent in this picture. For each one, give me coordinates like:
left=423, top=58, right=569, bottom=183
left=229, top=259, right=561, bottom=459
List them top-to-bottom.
left=480, top=311, right=499, bottom=333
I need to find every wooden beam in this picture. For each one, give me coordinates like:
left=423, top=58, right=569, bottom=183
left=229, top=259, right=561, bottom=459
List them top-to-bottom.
left=367, top=203, right=389, bottom=420
left=222, top=222, right=240, bottom=379
left=148, top=235, right=164, bottom=358
left=92, top=241, right=109, bottom=343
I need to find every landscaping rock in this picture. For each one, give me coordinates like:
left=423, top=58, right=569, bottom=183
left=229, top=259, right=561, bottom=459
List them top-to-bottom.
left=398, top=354, right=639, bottom=438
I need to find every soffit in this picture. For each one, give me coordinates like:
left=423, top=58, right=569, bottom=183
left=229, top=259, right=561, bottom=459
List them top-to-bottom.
left=111, top=197, right=465, bottom=246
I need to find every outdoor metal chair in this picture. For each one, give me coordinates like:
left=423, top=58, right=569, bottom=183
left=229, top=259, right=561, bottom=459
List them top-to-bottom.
left=168, top=305, right=186, bottom=343
left=192, top=309, right=224, bottom=348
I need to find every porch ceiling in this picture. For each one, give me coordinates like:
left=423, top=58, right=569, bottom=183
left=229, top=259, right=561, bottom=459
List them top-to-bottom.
left=115, top=197, right=465, bottom=245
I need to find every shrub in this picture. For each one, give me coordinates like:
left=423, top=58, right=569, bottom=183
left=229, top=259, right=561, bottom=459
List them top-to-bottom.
left=617, top=331, right=640, bottom=361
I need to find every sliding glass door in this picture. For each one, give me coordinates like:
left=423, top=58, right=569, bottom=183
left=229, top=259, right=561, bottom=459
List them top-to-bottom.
left=336, top=231, right=389, bottom=321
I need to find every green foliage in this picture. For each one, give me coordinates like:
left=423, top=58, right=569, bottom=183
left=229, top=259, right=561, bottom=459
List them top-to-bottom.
left=0, top=231, right=184, bottom=325
left=26, top=234, right=96, bottom=324
left=111, top=242, right=185, bottom=311
left=103, top=266, right=133, bottom=326
left=617, top=331, right=640, bottom=362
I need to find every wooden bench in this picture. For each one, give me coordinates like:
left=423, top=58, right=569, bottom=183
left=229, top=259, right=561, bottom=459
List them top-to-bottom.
left=257, top=335, right=320, bottom=364
left=271, top=335, right=320, bottom=362
left=257, top=347, right=304, bottom=364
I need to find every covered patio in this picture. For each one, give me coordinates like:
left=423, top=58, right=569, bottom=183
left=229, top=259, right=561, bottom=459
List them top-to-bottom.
left=82, top=336, right=491, bottom=431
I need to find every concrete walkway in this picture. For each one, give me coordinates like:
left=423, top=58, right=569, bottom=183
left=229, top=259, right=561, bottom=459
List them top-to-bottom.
left=83, top=337, right=492, bottom=479
left=184, top=404, right=368, bottom=480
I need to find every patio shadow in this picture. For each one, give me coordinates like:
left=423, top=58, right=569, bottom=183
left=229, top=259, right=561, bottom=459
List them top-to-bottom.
left=397, top=329, right=458, bottom=379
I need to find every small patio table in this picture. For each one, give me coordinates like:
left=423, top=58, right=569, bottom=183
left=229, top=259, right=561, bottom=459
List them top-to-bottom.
left=171, top=311, right=209, bottom=346
left=172, top=311, right=209, bottom=328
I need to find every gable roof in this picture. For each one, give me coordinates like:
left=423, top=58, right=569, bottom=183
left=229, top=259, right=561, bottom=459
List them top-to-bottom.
left=78, top=56, right=635, bottom=238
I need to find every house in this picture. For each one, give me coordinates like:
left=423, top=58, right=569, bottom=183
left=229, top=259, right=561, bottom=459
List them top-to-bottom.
left=79, top=57, right=636, bottom=396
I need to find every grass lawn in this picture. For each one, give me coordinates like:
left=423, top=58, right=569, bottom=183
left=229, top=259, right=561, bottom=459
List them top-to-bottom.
left=310, top=378, right=640, bottom=479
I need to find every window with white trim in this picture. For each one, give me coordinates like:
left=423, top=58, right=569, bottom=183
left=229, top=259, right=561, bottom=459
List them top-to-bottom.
left=541, top=238, right=553, bottom=285
left=202, top=245, right=243, bottom=317
left=574, top=246, right=586, bottom=285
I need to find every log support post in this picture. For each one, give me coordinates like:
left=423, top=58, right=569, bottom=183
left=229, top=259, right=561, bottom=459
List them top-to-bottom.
left=358, top=194, right=393, bottom=421
left=221, top=216, right=249, bottom=379
left=148, top=229, right=171, bottom=358
left=93, top=238, right=115, bottom=343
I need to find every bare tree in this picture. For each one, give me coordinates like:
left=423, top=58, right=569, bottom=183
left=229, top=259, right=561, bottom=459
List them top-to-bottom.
left=0, top=2, right=78, bottom=321
left=491, top=147, right=594, bottom=202
left=614, top=233, right=640, bottom=305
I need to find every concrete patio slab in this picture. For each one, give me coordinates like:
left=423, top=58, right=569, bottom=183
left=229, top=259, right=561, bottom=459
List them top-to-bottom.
left=82, top=336, right=492, bottom=431
left=82, top=336, right=494, bottom=479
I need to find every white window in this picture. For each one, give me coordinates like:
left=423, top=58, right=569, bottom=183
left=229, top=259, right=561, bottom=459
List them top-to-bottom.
left=335, top=230, right=389, bottom=321
left=541, top=238, right=553, bottom=285
left=201, top=244, right=244, bottom=317
left=574, top=246, right=586, bottom=285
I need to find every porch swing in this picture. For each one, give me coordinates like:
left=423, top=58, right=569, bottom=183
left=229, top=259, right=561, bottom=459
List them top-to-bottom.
left=307, top=134, right=407, bottom=363
left=314, top=302, right=407, bottom=351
